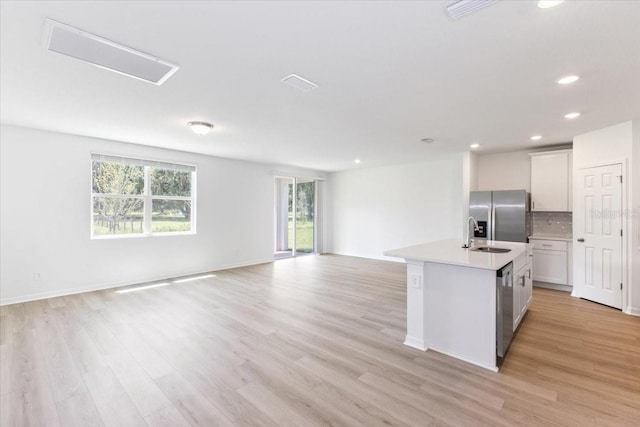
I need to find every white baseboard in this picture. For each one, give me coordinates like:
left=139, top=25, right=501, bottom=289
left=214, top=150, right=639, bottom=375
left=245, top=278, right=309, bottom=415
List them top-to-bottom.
left=0, top=258, right=273, bottom=306
left=624, top=307, right=640, bottom=317
left=404, top=336, right=427, bottom=351
left=428, top=347, right=499, bottom=372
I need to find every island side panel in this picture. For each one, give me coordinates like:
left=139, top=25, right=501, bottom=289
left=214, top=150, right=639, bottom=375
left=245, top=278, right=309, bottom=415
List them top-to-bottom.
left=404, top=259, right=428, bottom=350
left=424, top=262, right=498, bottom=371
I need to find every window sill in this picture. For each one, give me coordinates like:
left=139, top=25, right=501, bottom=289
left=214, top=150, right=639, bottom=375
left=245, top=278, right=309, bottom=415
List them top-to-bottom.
left=91, top=231, right=196, bottom=240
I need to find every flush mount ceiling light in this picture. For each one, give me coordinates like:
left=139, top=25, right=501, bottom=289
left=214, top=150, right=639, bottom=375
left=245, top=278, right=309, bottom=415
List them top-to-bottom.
left=444, top=0, right=499, bottom=20
left=538, top=0, right=564, bottom=9
left=43, top=19, right=179, bottom=85
left=281, top=74, right=319, bottom=92
left=557, top=75, right=580, bottom=85
left=564, top=112, right=581, bottom=119
left=188, top=121, right=214, bottom=135
left=530, top=135, right=542, bottom=141
left=421, top=138, right=436, bottom=144
left=470, top=143, right=480, bottom=149
left=354, top=158, right=361, bottom=164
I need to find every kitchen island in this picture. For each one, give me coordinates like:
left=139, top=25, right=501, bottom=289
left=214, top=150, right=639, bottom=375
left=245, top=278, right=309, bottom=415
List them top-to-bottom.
left=385, top=239, right=532, bottom=371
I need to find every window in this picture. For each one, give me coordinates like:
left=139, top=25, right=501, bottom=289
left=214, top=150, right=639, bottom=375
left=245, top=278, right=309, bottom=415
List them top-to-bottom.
left=91, top=154, right=195, bottom=237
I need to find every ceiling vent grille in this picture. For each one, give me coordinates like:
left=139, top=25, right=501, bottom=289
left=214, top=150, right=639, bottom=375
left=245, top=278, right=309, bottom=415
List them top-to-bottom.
left=444, top=0, right=499, bottom=20
left=43, top=19, right=179, bottom=85
left=281, top=74, right=319, bottom=92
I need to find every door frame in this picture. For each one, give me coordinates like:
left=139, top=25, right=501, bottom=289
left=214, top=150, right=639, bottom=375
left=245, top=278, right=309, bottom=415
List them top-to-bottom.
left=572, top=159, right=628, bottom=313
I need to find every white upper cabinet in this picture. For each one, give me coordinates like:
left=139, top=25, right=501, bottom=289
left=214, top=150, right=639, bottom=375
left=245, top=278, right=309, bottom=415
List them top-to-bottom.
left=529, top=149, right=572, bottom=212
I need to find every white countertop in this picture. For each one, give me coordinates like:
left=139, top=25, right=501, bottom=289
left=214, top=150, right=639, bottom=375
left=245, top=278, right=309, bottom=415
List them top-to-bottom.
left=529, top=234, right=573, bottom=242
left=384, top=239, right=530, bottom=271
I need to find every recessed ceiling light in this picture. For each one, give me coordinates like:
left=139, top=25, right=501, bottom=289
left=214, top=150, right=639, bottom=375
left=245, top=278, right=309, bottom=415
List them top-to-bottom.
left=538, top=0, right=564, bottom=9
left=557, top=75, right=580, bottom=85
left=564, top=112, right=581, bottom=119
left=188, top=121, right=214, bottom=135
left=530, top=135, right=542, bottom=141
left=421, top=138, right=435, bottom=144
left=470, top=143, right=480, bottom=149
left=354, top=158, right=361, bottom=164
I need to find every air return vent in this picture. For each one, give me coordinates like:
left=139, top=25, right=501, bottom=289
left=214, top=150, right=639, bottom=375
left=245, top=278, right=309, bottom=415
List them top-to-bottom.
left=445, top=0, right=499, bottom=20
left=43, top=19, right=179, bottom=85
left=281, top=74, right=318, bottom=92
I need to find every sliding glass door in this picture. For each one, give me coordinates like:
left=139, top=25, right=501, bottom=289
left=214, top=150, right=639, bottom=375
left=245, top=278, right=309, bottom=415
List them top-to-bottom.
left=274, top=177, right=316, bottom=259
left=295, top=179, right=315, bottom=254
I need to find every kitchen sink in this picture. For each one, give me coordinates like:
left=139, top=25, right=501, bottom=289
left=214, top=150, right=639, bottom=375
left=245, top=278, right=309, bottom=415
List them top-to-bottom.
left=471, top=246, right=511, bottom=253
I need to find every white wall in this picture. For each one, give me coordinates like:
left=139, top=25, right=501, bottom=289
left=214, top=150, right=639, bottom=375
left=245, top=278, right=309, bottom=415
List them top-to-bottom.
left=573, top=120, right=638, bottom=315
left=0, top=125, right=321, bottom=304
left=477, top=150, right=532, bottom=191
left=461, top=151, right=478, bottom=239
left=468, top=151, right=478, bottom=192
left=328, top=154, right=465, bottom=260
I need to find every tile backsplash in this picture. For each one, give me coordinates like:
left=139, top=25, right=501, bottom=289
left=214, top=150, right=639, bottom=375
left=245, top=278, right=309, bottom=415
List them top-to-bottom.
left=532, top=212, right=573, bottom=236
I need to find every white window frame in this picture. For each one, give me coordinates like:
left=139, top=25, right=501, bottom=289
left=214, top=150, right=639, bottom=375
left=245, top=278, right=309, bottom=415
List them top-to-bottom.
left=90, top=154, right=197, bottom=239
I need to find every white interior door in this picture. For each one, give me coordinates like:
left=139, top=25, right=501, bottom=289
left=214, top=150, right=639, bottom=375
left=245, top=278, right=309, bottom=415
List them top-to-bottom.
left=574, top=164, right=623, bottom=309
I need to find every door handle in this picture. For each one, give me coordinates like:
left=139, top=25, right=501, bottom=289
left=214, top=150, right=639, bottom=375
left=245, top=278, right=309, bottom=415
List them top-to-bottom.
left=577, top=238, right=585, bottom=242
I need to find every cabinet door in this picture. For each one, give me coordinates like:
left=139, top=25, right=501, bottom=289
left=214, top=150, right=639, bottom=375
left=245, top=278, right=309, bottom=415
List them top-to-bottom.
left=531, top=152, right=569, bottom=211
left=532, top=249, right=568, bottom=284
left=521, top=262, right=532, bottom=313
left=525, top=264, right=533, bottom=308
left=513, top=269, right=525, bottom=331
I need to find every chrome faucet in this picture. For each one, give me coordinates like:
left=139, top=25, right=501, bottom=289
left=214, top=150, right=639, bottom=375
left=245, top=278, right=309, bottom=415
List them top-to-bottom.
left=463, top=216, right=480, bottom=249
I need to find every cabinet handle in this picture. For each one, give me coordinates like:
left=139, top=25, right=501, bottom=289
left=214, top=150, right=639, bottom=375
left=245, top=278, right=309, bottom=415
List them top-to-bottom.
left=577, top=238, right=584, bottom=242
left=541, top=244, right=552, bottom=247
left=528, top=269, right=531, bottom=279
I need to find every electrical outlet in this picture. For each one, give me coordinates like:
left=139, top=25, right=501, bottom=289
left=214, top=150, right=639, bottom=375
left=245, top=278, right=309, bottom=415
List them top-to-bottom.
left=410, top=274, right=422, bottom=289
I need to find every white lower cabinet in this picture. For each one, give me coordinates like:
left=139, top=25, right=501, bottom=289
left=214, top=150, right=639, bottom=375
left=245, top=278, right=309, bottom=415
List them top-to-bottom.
left=530, top=238, right=569, bottom=285
left=513, top=249, right=533, bottom=331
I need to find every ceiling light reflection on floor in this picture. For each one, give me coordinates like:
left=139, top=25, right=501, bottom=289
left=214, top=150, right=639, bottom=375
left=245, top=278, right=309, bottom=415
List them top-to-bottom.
left=173, top=274, right=216, bottom=283
left=115, top=282, right=171, bottom=294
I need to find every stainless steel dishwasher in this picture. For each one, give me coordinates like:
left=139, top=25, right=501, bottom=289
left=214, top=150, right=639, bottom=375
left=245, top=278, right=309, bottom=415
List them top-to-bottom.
left=496, top=262, right=514, bottom=359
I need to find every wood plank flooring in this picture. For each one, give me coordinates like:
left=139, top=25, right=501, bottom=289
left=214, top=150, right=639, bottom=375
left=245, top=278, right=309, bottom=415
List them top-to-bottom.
left=1, top=254, right=639, bottom=426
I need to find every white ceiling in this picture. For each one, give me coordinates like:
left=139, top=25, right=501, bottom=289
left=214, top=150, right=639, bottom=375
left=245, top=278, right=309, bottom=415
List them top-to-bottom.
left=1, top=1, right=639, bottom=172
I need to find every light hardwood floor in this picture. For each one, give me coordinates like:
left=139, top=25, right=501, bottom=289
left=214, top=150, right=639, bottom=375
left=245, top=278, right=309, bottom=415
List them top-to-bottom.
left=1, top=254, right=639, bottom=426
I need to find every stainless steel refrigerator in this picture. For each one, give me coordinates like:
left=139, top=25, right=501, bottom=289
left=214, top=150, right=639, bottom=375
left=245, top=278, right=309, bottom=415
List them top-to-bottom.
left=469, top=190, right=531, bottom=243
